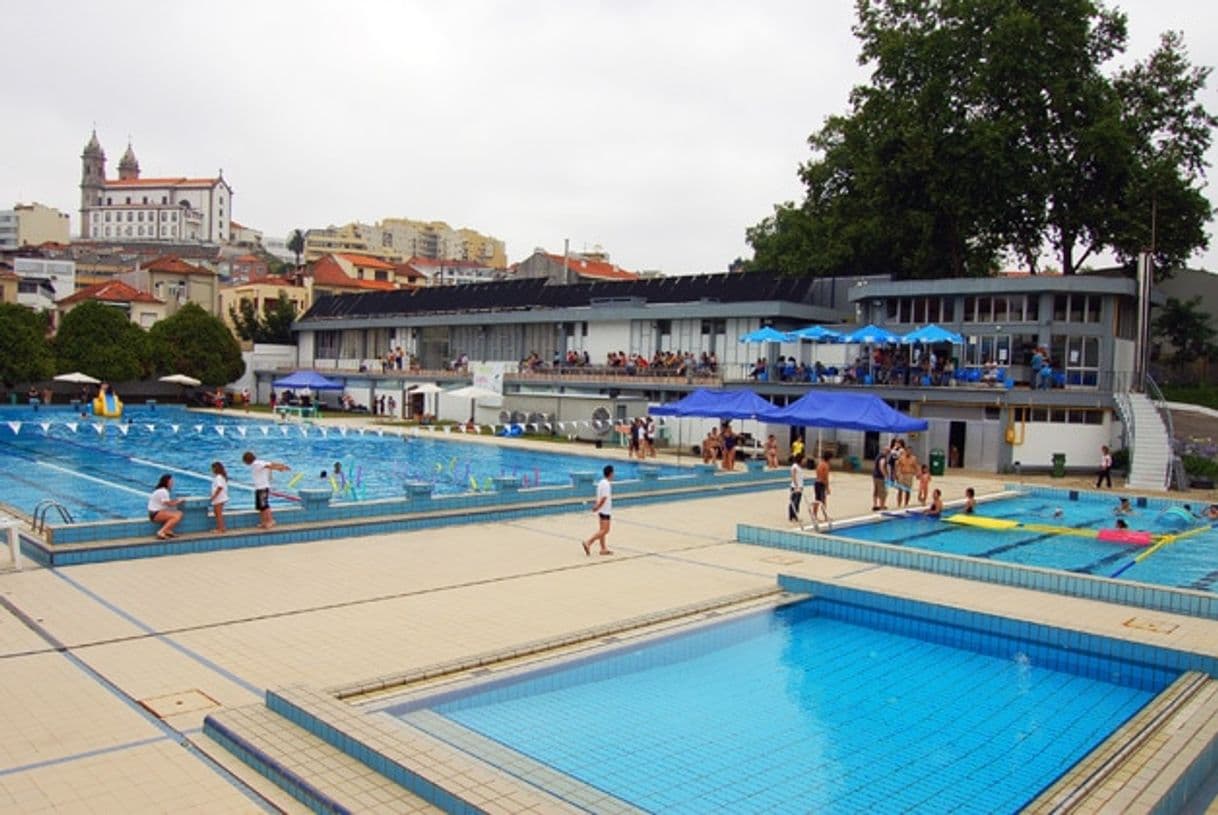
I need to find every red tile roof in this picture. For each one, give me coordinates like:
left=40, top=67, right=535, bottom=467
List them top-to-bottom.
left=104, top=177, right=222, bottom=188
left=337, top=252, right=396, bottom=270
left=544, top=252, right=637, bottom=281
left=233, top=254, right=263, bottom=263
left=143, top=255, right=213, bottom=276
left=311, top=256, right=398, bottom=291
left=392, top=263, right=427, bottom=280
left=231, top=274, right=302, bottom=288
left=57, top=280, right=162, bottom=306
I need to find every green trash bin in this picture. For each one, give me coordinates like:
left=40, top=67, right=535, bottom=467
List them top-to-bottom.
left=929, top=448, right=946, bottom=476
left=1051, top=452, right=1066, bottom=478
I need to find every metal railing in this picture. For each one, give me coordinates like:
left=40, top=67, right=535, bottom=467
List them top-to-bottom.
left=1145, top=374, right=1186, bottom=490
left=32, top=499, right=73, bottom=533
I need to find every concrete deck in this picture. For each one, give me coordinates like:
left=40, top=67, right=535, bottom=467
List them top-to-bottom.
left=2, top=421, right=1216, bottom=812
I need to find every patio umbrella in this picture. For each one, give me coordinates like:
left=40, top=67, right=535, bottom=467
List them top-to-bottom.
left=842, top=324, right=902, bottom=382
left=899, top=324, right=963, bottom=345
left=788, top=325, right=843, bottom=342
left=738, top=326, right=791, bottom=344
left=53, top=371, right=100, bottom=384
left=158, top=374, right=202, bottom=387
left=407, top=382, right=444, bottom=418
left=446, top=384, right=502, bottom=424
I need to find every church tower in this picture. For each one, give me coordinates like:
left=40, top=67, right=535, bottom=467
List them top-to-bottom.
left=80, top=129, right=106, bottom=239
left=118, top=141, right=140, bottom=180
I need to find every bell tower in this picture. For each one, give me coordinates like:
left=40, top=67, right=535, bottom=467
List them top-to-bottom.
left=79, top=129, right=106, bottom=238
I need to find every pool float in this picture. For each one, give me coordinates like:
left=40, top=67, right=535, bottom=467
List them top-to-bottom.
left=92, top=391, right=123, bottom=418
left=945, top=515, right=1019, bottom=530
left=1096, top=528, right=1153, bottom=546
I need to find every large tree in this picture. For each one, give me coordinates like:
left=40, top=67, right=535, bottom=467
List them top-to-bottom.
left=748, top=0, right=1215, bottom=279
left=287, top=229, right=305, bottom=267
left=228, top=291, right=298, bottom=344
left=1152, top=296, right=1216, bottom=362
left=53, top=301, right=150, bottom=383
left=148, top=302, right=245, bottom=385
left=0, top=304, right=54, bottom=386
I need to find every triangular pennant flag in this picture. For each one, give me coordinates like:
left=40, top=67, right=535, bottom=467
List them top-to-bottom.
left=6, top=421, right=21, bottom=435
left=39, top=422, right=51, bottom=434
left=66, top=422, right=78, bottom=433
left=93, top=423, right=106, bottom=435
left=145, top=424, right=156, bottom=432
left=170, top=424, right=180, bottom=434
left=117, top=425, right=129, bottom=435
left=193, top=425, right=204, bottom=434
left=214, top=426, right=226, bottom=437
left=237, top=426, right=247, bottom=437
left=260, top=426, right=269, bottom=436
left=279, top=426, right=290, bottom=436
left=298, top=426, right=308, bottom=437
left=338, top=427, right=348, bottom=437
left=318, top=428, right=328, bottom=438
left=357, top=428, right=366, bottom=435
left=375, top=429, right=384, bottom=437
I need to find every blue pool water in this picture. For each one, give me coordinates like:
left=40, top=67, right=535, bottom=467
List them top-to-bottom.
left=0, top=405, right=673, bottom=522
left=842, top=493, right=1218, bottom=593
left=386, top=598, right=1164, bottom=814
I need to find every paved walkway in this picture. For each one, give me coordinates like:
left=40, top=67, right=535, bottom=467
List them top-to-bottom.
left=2, top=422, right=1216, bottom=812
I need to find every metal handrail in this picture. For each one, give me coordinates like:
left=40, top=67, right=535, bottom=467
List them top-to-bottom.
left=1143, top=374, right=1175, bottom=443
left=1142, top=375, right=1180, bottom=490
left=32, top=499, right=74, bottom=533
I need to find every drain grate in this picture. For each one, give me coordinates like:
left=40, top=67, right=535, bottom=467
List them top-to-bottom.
left=1122, top=617, right=1179, bottom=635
left=139, top=689, right=220, bottom=719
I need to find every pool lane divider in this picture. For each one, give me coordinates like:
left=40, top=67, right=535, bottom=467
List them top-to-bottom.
left=1110, top=522, right=1214, bottom=579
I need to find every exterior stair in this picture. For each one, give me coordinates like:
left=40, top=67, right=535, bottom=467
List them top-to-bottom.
left=1124, top=391, right=1172, bottom=491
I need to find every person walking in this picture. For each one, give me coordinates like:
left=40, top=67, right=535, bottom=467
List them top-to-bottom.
left=1096, top=445, right=1113, bottom=489
left=242, top=451, right=291, bottom=529
left=811, top=454, right=832, bottom=529
left=788, top=457, right=805, bottom=522
left=209, top=461, right=230, bottom=534
left=583, top=465, right=615, bottom=556
left=147, top=474, right=183, bottom=540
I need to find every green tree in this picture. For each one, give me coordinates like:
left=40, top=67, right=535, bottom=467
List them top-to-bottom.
left=747, top=1, right=1215, bottom=279
left=287, top=229, right=305, bottom=267
left=228, top=290, right=298, bottom=344
left=1152, top=296, right=1217, bottom=362
left=53, top=301, right=150, bottom=383
left=148, top=302, right=245, bottom=386
left=0, top=304, right=54, bottom=386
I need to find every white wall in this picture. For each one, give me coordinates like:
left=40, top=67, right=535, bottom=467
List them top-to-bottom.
left=585, top=319, right=632, bottom=364
left=1008, top=417, right=1113, bottom=471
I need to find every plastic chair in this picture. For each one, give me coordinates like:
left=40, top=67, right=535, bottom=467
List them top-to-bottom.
left=863, top=374, right=874, bottom=385
left=921, top=375, right=932, bottom=386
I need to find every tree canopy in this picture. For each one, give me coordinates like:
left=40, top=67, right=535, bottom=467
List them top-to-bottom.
left=747, top=0, right=1215, bottom=279
left=228, top=290, right=298, bottom=344
left=1152, top=295, right=1216, bottom=362
left=53, top=301, right=151, bottom=383
left=148, top=302, right=245, bottom=385
left=0, top=303, right=54, bottom=386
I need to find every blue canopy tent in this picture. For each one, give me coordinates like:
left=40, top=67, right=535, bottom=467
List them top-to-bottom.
left=271, top=371, right=345, bottom=390
left=651, top=389, right=775, bottom=459
left=759, top=391, right=928, bottom=433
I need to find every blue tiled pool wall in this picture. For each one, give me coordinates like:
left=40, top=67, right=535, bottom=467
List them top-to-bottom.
left=26, top=472, right=784, bottom=567
left=1011, top=483, right=1201, bottom=515
left=738, top=524, right=1218, bottom=620
left=779, top=577, right=1218, bottom=688
left=382, top=606, right=788, bottom=718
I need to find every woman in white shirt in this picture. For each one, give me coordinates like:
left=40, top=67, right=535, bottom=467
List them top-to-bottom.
left=210, top=461, right=230, bottom=534
left=147, top=474, right=183, bottom=540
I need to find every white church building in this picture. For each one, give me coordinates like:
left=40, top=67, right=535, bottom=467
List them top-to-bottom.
left=78, top=130, right=233, bottom=244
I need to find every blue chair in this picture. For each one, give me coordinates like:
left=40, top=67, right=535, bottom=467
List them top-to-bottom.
left=967, top=369, right=981, bottom=383
left=1053, top=371, right=1067, bottom=388
left=863, top=374, right=874, bottom=385
left=921, top=375, right=932, bottom=386
left=1003, top=378, right=1014, bottom=390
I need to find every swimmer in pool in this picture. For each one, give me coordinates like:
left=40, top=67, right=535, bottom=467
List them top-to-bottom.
left=1114, top=497, right=1134, bottom=516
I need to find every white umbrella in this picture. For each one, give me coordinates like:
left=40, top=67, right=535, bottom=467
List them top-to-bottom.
left=53, top=372, right=100, bottom=384
left=159, top=374, right=202, bottom=387
left=407, top=382, right=444, bottom=420
left=446, top=385, right=502, bottom=423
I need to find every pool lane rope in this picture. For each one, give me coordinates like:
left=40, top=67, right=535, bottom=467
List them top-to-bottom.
left=1109, top=523, right=1213, bottom=578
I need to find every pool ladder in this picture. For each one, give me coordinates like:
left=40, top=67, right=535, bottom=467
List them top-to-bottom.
left=32, top=499, right=74, bottom=533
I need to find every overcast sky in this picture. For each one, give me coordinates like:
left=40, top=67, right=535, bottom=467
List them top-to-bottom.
left=2, top=1, right=1215, bottom=275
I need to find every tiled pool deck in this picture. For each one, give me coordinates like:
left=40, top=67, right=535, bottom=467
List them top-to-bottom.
left=1, top=417, right=1217, bottom=812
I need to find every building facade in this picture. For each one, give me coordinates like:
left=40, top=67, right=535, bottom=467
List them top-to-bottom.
left=78, top=131, right=233, bottom=244
left=0, top=202, right=71, bottom=249
left=303, top=218, right=506, bottom=268
left=13, top=257, right=76, bottom=314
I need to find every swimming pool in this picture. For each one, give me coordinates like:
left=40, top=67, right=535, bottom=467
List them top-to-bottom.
left=0, top=405, right=675, bottom=523
left=843, top=492, right=1218, bottom=594
left=381, top=595, right=1166, bottom=814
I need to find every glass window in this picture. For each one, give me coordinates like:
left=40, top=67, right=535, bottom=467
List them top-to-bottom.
left=1054, top=294, right=1068, bottom=322
left=1026, top=295, right=1039, bottom=322
left=1069, top=295, right=1084, bottom=323
left=963, top=296, right=976, bottom=322
left=976, top=296, right=993, bottom=323
left=993, top=296, right=1009, bottom=323
left=1085, top=296, right=1101, bottom=323
left=941, top=297, right=954, bottom=322
left=886, top=299, right=899, bottom=321
left=1031, top=408, right=1048, bottom=422
left=1050, top=408, right=1067, bottom=423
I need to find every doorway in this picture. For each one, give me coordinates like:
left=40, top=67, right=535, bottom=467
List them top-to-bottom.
left=948, top=421, right=966, bottom=468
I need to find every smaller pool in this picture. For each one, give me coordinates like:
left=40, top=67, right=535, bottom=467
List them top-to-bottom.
left=843, top=492, right=1218, bottom=593
left=382, top=594, right=1169, bottom=814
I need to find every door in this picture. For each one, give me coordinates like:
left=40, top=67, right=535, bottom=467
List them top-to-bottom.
left=948, top=421, right=966, bottom=468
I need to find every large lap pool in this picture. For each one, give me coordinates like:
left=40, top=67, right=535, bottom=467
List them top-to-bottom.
left=0, top=405, right=674, bottom=523
left=841, top=492, right=1218, bottom=594
left=382, top=595, right=1167, bottom=814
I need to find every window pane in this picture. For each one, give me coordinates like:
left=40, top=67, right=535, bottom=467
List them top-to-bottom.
left=1054, top=294, right=1068, bottom=321
left=963, top=296, right=976, bottom=322
left=1086, top=296, right=1101, bottom=323
left=993, top=297, right=1008, bottom=323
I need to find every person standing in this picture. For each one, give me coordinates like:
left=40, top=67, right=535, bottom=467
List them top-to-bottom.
left=241, top=387, right=251, bottom=413
left=721, top=424, right=737, bottom=471
left=1096, top=445, right=1113, bottom=488
left=896, top=447, right=918, bottom=509
left=872, top=448, right=889, bottom=511
left=242, top=450, right=290, bottom=529
left=812, top=455, right=832, bottom=529
left=788, top=457, right=805, bottom=522
left=209, top=461, right=230, bottom=534
left=583, top=465, right=615, bottom=556
left=148, top=474, right=183, bottom=540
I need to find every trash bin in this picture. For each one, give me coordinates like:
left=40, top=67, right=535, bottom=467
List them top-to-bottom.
left=929, top=448, right=946, bottom=476
left=1051, top=452, right=1066, bottom=478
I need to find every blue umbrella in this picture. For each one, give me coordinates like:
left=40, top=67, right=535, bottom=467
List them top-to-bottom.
left=842, top=323, right=901, bottom=344
left=788, top=324, right=844, bottom=342
left=899, top=324, right=963, bottom=345
left=738, top=326, right=791, bottom=344
left=271, top=370, right=345, bottom=390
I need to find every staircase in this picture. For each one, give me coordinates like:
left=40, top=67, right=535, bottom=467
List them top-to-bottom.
left=1124, top=391, right=1173, bottom=491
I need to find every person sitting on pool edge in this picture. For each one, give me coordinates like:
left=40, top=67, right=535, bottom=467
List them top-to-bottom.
left=147, top=474, right=184, bottom=540
left=963, top=487, right=976, bottom=514
left=923, top=488, right=944, bottom=518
